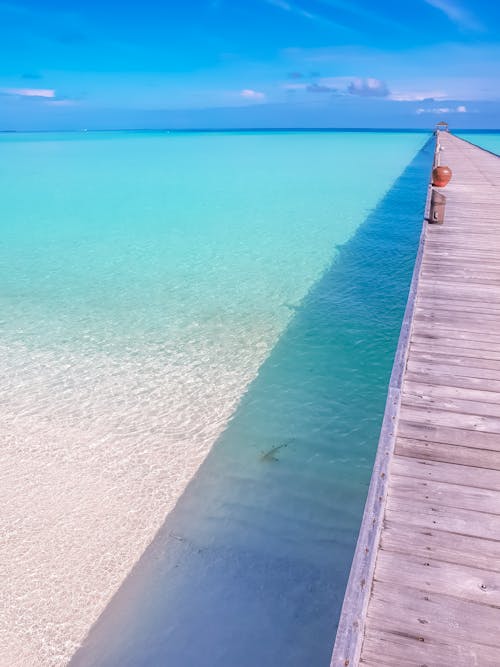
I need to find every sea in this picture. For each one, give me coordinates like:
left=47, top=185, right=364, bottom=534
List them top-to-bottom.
left=2, top=128, right=479, bottom=666
left=457, top=130, right=500, bottom=155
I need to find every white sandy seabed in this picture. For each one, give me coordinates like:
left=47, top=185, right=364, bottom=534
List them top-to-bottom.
left=0, top=316, right=286, bottom=666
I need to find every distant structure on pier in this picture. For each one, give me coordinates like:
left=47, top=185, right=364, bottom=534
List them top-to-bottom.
left=435, top=120, right=449, bottom=132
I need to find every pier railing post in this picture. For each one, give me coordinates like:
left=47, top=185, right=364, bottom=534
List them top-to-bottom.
left=429, top=188, right=446, bottom=224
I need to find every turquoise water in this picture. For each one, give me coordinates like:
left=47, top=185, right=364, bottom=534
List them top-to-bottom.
left=0, top=130, right=429, bottom=666
left=457, top=131, right=500, bottom=155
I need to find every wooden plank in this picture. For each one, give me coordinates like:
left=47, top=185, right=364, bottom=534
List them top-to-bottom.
left=422, top=228, right=500, bottom=236
left=426, top=245, right=500, bottom=256
left=423, top=255, right=500, bottom=268
left=420, top=273, right=500, bottom=287
left=416, top=291, right=500, bottom=307
left=416, top=296, right=500, bottom=312
left=416, top=298, right=500, bottom=317
left=413, top=315, right=500, bottom=337
left=412, top=326, right=500, bottom=345
left=411, top=333, right=500, bottom=352
left=410, top=341, right=500, bottom=361
left=411, top=348, right=500, bottom=377
left=407, top=351, right=500, bottom=376
left=406, top=359, right=500, bottom=382
left=404, top=370, right=500, bottom=393
left=404, top=380, right=500, bottom=406
left=401, top=392, right=500, bottom=420
left=399, top=403, right=500, bottom=433
left=398, top=419, right=500, bottom=449
left=395, top=437, right=500, bottom=470
left=391, top=455, right=500, bottom=491
left=389, top=472, right=500, bottom=514
left=385, top=497, right=500, bottom=541
left=381, top=520, right=500, bottom=573
left=374, top=550, right=500, bottom=606
left=366, top=582, right=500, bottom=651
left=362, top=631, right=500, bottom=667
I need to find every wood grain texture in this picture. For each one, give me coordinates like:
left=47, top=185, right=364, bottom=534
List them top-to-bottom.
left=331, top=131, right=500, bottom=666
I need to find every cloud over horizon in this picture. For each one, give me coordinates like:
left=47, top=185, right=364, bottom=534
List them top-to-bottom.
left=347, top=78, right=390, bottom=97
left=306, top=82, right=336, bottom=93
left=1, top=88, right=55, bottom=98
left=240, top=89, right=266, bottom=101
left=416, top=104, right=468, bottom=114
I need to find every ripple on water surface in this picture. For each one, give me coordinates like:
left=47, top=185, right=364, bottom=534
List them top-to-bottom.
left=0, top=130, right=428, bottom=666
left=71, top=136, right=434, bottom=667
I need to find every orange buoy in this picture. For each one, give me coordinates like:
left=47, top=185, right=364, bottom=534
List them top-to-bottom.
left=432, top=165, right=452, bottom=187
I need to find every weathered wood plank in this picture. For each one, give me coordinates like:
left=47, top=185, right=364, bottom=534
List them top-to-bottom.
left=420, top=273, right=500, bottom=287
left=416, top=295, right=500, bottom=311
left=416, top=299, right=500, bottom=317
left=413, top=315, right=500, bottom=336
left=412, top=327, right=500, bottom=345
left=410, top=341, right=500, bottom=361
left=406, top=359, right=500, bottom=382
left=404, top=370, right=500, bottom=393
left=404, top=380, right=500, bottom=406
left=401, top=391, right=500, bottom=419
left=399, top=403, right=500, bottom=433
left=398, top=419, right=500, bottom=448
left=395, top=437, right=500, bottom=470
left=391, top=455, right=500, bottom=490
left=389, top=471, right=500, bottom=514
left=385, top=497, right=500, bottom=542
left=381, top=520, right=500, bottom=573
left=374, top=550, right=500, bottom=606
left=366, top=583, right=500, bottom=651
left=362, top=632, right=500, bottom=667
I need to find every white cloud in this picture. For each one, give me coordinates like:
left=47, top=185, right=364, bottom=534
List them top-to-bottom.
left=263, top=0, right=352, bottom=30
left=314, top=0, right=404, bottom=31
left=423, top=0, right=483, bottom=31
left=284, top=76, right=391, bottom=98
left=312, top=76, right=351, bottom=88
left=348, top=77, right=389, bottom=97
left=2, top=87, right=55, bottom=98
left=240, top=89, right=266, bottom=101
left=390, top=90, right=447, bottom=102
left=47, top=99, right=77, bottom=107
left=415, top=105, right=468, bottom=114
left=416, top=107, right=450, bottom=114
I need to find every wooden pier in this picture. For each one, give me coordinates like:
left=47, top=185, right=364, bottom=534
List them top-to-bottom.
left=332, top=131, right=500, bottom=666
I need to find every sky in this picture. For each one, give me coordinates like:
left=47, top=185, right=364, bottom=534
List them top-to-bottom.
left=0, top=0, right=499, bottom=130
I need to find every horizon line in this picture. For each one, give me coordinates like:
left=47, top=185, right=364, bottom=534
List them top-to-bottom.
left=2, top=126, right=500, bottom=134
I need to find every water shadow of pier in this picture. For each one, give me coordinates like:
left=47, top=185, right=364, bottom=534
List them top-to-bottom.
left=71, top=138, right=433, bottom=667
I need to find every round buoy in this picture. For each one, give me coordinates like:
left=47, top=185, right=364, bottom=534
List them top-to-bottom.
left=432, top=165, right=452, bottom=187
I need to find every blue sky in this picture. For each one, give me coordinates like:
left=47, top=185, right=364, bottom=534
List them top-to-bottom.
left=0, top=0, right=499, bottom=129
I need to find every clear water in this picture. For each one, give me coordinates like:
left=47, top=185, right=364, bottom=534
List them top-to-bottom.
left=0, top=130, right=429, bottom=666
left=457, top=131, right=500, bottom=155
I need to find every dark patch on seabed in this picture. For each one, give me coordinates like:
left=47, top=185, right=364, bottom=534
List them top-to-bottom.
left=71, top=138, right=433, bottom=667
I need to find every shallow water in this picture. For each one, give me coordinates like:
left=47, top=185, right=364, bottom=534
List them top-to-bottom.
left=1, top=130, right=428, bottom=665
left=68, top=135, right=433, bottom=667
